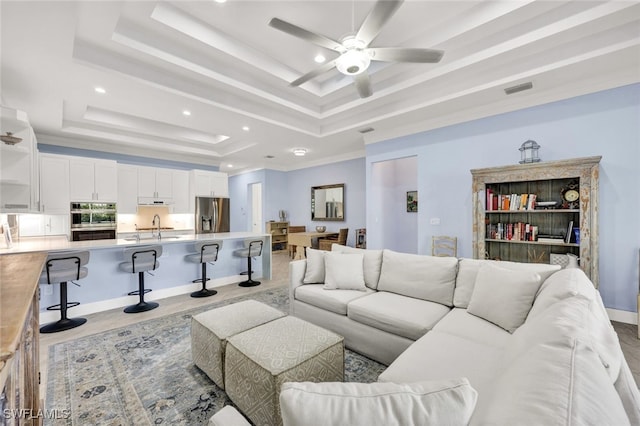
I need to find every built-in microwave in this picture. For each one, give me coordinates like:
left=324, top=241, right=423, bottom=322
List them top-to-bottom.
left=70, top=202, right=117, bottom=241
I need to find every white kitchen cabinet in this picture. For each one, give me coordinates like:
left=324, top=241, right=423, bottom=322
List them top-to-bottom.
left=0, top=106, right=38, bottom=212
left=39, top=154, right=70, bottom=214
left=69, top=157, right=117, bottom=202
left=117, top=164, right=138, bottom=214
left=138, top=166, right=173, bottom=199
left=171, top=169, right=190, bottom=214
left=191, top=170, right=228, bottom=197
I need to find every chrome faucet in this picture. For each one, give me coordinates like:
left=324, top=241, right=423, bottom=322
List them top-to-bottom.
left=152, top=214, right=161, bottom=240
left=134, top=224, right=140, bottom=242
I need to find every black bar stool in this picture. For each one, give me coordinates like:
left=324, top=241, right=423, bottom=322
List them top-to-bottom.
left=233, top=239, right=263, bottom=287
left=185, top=240, right=223, bottom=298
left=119, top=245, right=162, bottom=313
left=39, top=250, right=90, bottom=333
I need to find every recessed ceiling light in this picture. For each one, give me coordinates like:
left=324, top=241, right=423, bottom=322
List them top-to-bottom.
left=214, top=0, right=227, bottom=3
left=314, top=54, right=326, bottom=63
left=94, top=87, right=106, bottom=94
left=182, top=110, right=191, bottom=116
left=242, top=126, right=250, bottom=131
left=293, top=148, right=307, bottom=156
left=227, top=164, right=233, bottom=168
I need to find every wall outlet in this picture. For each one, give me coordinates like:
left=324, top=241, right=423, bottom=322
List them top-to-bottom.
left=430, top=218, right=441, bottom=225
left=42, top=285, right=53, bottom=296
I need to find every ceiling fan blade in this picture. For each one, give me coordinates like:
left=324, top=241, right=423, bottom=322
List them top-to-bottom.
left=356, top=0, right=404, bottom=46
left=269, top=18, right=343, bottom=52
left=367, top=47, right=444, bottom=63
left=290, top=59, right=337, bottom=87
left=354, top=73, right=373, bottom=98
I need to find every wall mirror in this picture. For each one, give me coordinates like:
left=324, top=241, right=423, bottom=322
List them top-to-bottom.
left=311, top=184, right=345, bottom=221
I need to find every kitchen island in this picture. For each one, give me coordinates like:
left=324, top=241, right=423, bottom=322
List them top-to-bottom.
left=0, top=232, right=271, bottom=323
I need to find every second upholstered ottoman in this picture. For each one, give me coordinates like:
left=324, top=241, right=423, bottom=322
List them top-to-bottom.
left=191, top=300, right=286, bottom=389
left=225, top=316, right=344, bottom=426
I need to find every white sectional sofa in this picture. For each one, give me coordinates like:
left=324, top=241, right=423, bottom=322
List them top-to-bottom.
left=285, top=244, right=640, bottom=425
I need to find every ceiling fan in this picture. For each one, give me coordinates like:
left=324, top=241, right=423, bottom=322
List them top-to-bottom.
left=269, top=0, right=444, bottom=98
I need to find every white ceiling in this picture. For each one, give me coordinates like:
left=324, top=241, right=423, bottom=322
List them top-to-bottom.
left=1, top=1, right=639, bottom=174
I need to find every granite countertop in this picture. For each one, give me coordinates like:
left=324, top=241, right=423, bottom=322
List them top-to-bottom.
left=0, top=232, right=271, bottom=255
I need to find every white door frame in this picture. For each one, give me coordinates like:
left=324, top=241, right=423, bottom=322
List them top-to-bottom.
left=250, top=182, right=262, bottom=233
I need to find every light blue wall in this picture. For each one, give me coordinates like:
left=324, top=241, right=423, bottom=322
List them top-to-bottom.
left=366, top=83, right=640, bottom=313
left=38, top=143, right=219, bottom=171
left=228, top=169, right=266, bottom=232
left=264, top=170, right=288, bottom=223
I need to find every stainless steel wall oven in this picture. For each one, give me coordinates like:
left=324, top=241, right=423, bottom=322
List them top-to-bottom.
left=70, top=202, right=117, bottom=241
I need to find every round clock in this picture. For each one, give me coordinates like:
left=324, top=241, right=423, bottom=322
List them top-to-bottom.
left=561, top=180, right=580, bottom=208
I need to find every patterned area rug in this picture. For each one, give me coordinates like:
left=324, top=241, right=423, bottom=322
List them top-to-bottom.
left=45, top=287, right=386, bottom=425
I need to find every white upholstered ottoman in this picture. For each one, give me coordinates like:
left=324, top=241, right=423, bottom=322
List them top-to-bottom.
left=191, top=300, right=286, bottom=389
left=225, top=316, right=344, bottom=426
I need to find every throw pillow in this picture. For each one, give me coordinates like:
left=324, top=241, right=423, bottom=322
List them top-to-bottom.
left=331, top=243, right=384, bottom=289
left=302, top=248, right=325, bottom=284
left=323, top=252, right=366, bottom=291
left=467, top=263, right=542, bottom=333
left=279, top=378, right=478, bottom=426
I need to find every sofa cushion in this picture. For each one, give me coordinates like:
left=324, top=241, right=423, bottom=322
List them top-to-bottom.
left=331, top=244, right=383, bottom=290
left=302, top=248, right=325, bottom=284
left=377, top=249, right=458, bottom=306
left=323, top=252, right=366, bottom=291
left=454, top=258, right=560, bottom=308
left=467, top=263, right=542, bottom=333
left=528, top=267, right=594, bottom=318
left=294, top=284, right=374, bottom=315
left=347, top=292, right=451, bottom=341
left=432, top=308, right=510, bottom=349
left=379, top=330, right=503, bottom=398
left=474, top=338, right=629, bottom=426
left=279, top=378, right=478, bottom=426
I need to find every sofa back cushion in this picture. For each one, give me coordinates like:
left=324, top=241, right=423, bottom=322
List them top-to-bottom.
left=331, top=244, right=383, bottom=290
left=377, top=249, right=458, bottom=306
left=453, top=258, right=560, bottom=308
left=476, top=338, right=629, bottom=426
left=279, top=378, right=478, bottom=426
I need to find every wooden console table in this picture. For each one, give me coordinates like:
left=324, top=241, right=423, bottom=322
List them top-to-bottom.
left=1, top=251, right=47, bottom=425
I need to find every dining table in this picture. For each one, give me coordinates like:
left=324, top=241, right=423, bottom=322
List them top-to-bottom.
left=288, top=231, right=339, bottom=260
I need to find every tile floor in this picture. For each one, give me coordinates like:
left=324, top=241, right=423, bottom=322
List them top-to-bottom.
left=39, top=251, right=639, bottom=399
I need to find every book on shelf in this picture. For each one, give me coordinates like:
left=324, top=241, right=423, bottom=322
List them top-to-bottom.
left=485, top=190, right=537, bottom=211
left=565, top=220, right=574, bottom=244
left=486, top=222, right=538, bottom=242
left=537, top=234, right=566, bottom=244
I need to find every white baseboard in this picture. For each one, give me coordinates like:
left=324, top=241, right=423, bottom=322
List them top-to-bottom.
left=40, top=274, right=244, bottom=325
left=606, top=308, right=638, bottom=325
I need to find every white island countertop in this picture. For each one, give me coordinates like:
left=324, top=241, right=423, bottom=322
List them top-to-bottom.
left=0, top=232, right=271, bottom=255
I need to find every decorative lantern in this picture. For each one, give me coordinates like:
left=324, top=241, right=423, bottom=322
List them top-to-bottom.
left=519, top=140, right=541, bottom=164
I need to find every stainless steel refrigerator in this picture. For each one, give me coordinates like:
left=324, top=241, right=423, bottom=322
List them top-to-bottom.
left=195, top=197, right=230, bottom=233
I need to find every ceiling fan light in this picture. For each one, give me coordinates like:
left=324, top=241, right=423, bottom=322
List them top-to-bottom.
left=336, top=50, right=370, bottom=76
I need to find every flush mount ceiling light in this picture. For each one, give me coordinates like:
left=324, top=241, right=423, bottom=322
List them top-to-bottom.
left=94, top=86, right=106, bottom=94
left=182, top=110, right=191, bottom=116
left=293, top=148, right=307, bottom=156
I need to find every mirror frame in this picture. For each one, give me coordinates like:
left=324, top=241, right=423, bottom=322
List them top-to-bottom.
left=311, top=183, right=345, bottom=222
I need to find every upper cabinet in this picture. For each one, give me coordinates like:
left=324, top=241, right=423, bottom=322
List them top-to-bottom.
left=0, top=106, right=39, bottom=212
left=39, top=154, right=70, bottom=214
left=69, top=157, right=117, bottom=202
left=117, top=164, right=139, bottom=214
left=138, top=166, right=172, bottom=199
left=171, top=169, right=190, bottom=214
left=191, top=170, right=228, bottom=198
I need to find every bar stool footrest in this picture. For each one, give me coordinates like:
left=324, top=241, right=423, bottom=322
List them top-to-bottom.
left=127, top=289, right=152, bottom=296
left=46, top=301, right=80, bottom=311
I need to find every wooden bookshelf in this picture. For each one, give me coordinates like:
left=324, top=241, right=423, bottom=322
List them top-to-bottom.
left=471, top=156, right=601, bottom=287
left=266, top=221, right=289, bottom=251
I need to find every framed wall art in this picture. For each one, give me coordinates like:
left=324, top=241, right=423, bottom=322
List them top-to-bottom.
left=406, top=191, right=418, bottom=213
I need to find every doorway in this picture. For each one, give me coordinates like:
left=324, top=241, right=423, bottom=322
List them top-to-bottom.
left=249, top=182, right=262, bottom=233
